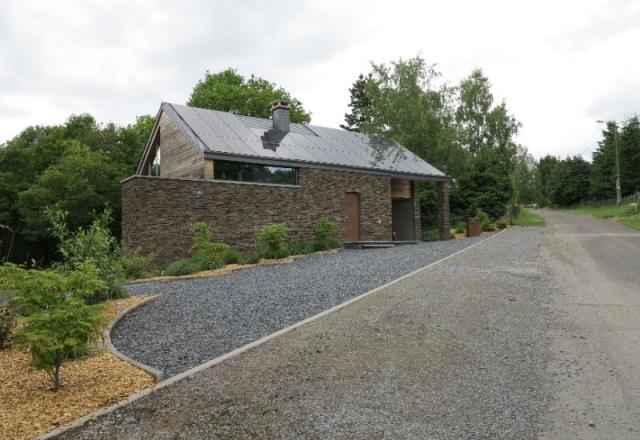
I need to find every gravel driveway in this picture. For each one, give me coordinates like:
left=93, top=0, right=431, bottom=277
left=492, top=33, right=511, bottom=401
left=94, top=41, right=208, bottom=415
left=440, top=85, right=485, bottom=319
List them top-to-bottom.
left=60, top=226, right=554, bottom=439
left=115, top=238, right=485, bottom=377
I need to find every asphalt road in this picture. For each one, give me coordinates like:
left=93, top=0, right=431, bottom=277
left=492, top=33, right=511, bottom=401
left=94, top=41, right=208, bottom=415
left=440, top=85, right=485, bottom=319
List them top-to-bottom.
left=539, top=210, right=640, bottom=438
left=56, top=211, right=640, bottom=439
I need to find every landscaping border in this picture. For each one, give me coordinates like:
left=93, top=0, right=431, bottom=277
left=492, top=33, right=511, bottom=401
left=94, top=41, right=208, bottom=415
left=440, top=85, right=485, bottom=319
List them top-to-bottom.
left=36, top=230, right=504, bottom=440
left=102, top=295, right=163, bottom=381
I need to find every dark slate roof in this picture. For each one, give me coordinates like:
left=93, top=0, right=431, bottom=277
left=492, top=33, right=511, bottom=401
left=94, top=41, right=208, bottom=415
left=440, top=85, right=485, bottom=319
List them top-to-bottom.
left=162, top=102, right=448, bottom=180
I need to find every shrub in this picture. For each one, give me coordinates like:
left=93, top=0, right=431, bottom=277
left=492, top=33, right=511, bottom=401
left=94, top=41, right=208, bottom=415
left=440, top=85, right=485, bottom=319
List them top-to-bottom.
left=49, top=209, right=126, bottom=300
left=475, top=209, right=491, bottom=230
left=313, top=217, right=340, bottom=251
left=496, top=218, right=508, bottom=230
left=191, top=222, right=229, bottom=270
left=257, top=224, right=289, bottom=259
left=454, top=225, right=465, bottom=234
left=422, top=228, right=439, bottom=242
left=289, top=241, right=314, bottom=255
left=223, top=248, right=243, bottom=264
left=122, top=249, right=157, bottom=280
left=240, top=251, right=263, bottom=265
left=163, top=259, right=201, bottom=276
left=65, top=260, right=109, bottom=303
left=0, top=263, right=27, bottom=293
left=9, top=269, right=66, bottom=317
left=15, top=299, right=103, bottom=391
left=0, top=306, right=16, bottom=349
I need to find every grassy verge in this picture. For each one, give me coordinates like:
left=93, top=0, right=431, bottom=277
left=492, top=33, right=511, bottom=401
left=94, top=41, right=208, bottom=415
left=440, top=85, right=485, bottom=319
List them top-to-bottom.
left=564, top=204, right=640, bottom=232
left=513, top=207, right=545, bottom=226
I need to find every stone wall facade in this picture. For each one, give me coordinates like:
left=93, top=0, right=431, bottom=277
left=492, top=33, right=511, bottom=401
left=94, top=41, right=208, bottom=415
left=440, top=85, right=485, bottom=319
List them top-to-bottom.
left=122, top=168, right=426, bottom=265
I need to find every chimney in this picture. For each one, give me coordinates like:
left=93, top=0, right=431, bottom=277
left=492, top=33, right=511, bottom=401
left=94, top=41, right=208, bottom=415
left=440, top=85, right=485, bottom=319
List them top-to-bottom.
left=271, top=100, right=290, bottom=132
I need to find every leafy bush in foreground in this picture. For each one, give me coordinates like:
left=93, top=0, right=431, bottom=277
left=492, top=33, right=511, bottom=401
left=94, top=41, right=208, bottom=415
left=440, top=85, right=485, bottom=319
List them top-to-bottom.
left=313, top=217, right=340, bottom=251
left=257, top=224, right=289, bottom=259
left=15, top=299, right=103, bottom=391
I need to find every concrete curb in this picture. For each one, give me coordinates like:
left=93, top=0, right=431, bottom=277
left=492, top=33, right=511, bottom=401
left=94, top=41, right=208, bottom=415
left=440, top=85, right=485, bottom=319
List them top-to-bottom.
left=37, top=232, right=504, bottom=440
left=102, top=294, right=164, bottom=381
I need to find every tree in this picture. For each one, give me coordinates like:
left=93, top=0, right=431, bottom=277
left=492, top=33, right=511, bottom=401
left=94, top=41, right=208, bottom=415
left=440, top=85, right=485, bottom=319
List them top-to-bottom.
left=342, top=56, right=467, bottom=178
left=188, top=68, right=311, bottom=123
left=452, top=70, right=520, bottom=219
left=341, top=73, right=374, bottom=132
left=0, top=114, right=152, bottom=264
left=590, top=122, right=617, bottom=200
left=17, top=142, right=127, bottom=242
left=536, top=155, right=559, bottom=206
left=546, top=156, right=591, bottom=206
left=16, top=299, right=103, bottom=391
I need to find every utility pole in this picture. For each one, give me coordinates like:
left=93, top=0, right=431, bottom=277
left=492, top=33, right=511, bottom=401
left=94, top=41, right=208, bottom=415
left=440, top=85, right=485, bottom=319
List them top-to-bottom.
left=597, top=120, right=622, bottom=205
left=613, top=124, right=622, bottom=205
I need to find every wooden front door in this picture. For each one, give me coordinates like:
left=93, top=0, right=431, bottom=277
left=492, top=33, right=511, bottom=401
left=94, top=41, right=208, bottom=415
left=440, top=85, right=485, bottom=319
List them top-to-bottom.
left=344, top=192, right=360, bottom=241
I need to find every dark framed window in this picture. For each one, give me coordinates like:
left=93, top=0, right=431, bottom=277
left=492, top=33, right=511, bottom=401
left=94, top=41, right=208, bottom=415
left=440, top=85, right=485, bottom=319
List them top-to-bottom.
left=214, top=160, right=298, bottom=185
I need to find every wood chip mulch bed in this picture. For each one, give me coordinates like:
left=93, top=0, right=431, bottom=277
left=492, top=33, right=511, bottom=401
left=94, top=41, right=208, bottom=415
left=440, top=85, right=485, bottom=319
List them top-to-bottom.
left=0, top=296, right=156, bottom=440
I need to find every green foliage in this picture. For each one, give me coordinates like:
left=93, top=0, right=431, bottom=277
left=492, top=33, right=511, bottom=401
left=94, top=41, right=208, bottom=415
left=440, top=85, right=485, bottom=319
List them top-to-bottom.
left=188, top=68, right=311, bottom=123
left=0, top=113, right=153, bottom=264
left=536, top=155, right=559, bottom=207
left=546, top=156, right=591, bottom=206
left=512, top=208, right=545, bottom=226
left=50, top=209, right=125, bottom=300
left=475, top=209, right=491, bottom=230
left=312, top=217, right=340, bottom=251
left=495, top=218, right=508, bottom=229
left=190, top=222, right=229, bottom=270
left=257, top=224, right=289, bottom=259
left=454, top=224, right=465, bottom=234
left=422, top=228, right=439, bottom=242
left=289, top=241, right=314, bottom=255
left=223, top=248, right=243, bottom=264
left=121, top=249, right=157, bottom=280
left=239, top=251, right=263, bottom=265
left=163, top=259, right=201, bottom=277
left=64, top=260, right=108, bottom=303
left=0, top=262, right=27, bottom=292
left=9, top=269, right=66, bottom=316
left=15, top=298, right=103, bottom=391
left=0, top=306, right=16, bottom=349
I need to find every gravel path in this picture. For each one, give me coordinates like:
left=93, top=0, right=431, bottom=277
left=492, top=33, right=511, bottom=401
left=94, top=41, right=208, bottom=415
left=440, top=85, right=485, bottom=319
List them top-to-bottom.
left=61, top=226, right=554, bottom=439
left=114, top=238, right=485, bottom=377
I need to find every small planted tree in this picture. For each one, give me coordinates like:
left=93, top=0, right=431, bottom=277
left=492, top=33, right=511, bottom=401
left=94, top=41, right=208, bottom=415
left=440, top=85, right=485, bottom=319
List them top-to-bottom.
left=313, top=217, right=340, bottom=251
left=257, top=224, right=289, bottom=259
left=16, top=299, right=103, bottom=391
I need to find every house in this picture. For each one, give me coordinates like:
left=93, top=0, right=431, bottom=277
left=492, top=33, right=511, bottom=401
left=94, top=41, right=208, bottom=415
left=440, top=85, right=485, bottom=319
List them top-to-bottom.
left=123, top=101, right=451, bottom=264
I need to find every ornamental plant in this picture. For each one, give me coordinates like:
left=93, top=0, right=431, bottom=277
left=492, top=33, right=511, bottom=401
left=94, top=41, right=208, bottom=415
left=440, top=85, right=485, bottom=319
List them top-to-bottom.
left=312, top=217, right=340, bottom=251
left=191, top=222, right=229, bottom=270
left=257, top=223, right=289, bottom=259
left=15, top=298, right=104, bottom=391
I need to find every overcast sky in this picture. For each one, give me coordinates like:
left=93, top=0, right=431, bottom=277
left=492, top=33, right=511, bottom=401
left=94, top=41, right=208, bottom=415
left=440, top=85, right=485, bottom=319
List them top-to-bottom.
left=1, top=0, right=638, bottom=159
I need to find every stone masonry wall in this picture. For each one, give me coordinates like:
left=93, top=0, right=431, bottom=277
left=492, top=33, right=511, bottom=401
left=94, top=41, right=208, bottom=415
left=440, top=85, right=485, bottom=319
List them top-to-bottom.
left=122, top=168, right=397, bottom=265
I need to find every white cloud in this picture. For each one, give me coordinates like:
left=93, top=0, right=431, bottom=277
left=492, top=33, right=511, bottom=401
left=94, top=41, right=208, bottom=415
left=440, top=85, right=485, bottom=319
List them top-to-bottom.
left=1, top=0, right=638, bottom=160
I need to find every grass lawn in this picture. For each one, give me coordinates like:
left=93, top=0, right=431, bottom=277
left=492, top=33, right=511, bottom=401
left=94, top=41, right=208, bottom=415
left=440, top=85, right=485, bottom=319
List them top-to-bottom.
left=564, top=203, right=640, bottom=232
left=513, top=207, right=545, bottom=226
